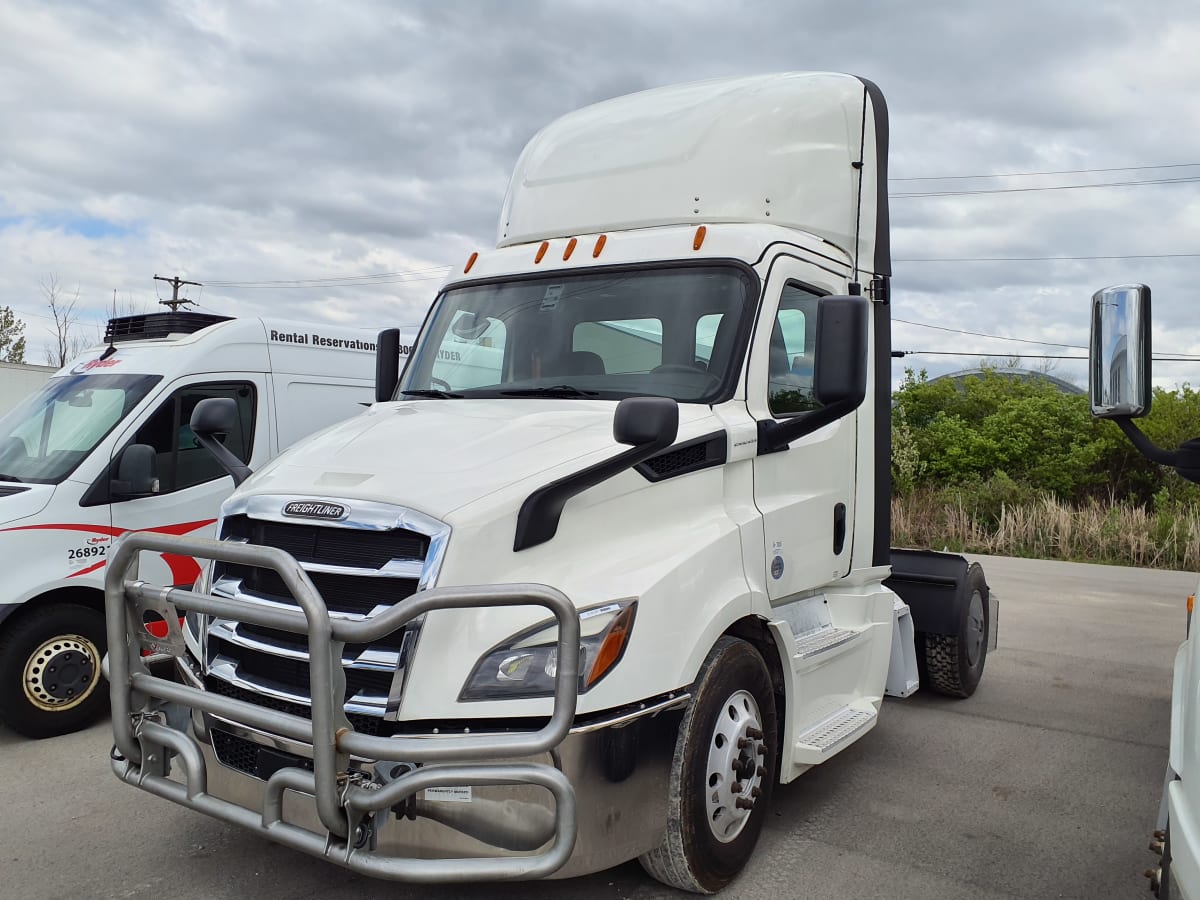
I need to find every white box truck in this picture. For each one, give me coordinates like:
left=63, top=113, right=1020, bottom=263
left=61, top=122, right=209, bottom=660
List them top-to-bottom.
left=105, top=73, right=997, bottom=892
left=1087, top=284, right=1198, bottom=899
left=0, top=311, right=401, bottom=738
left=0, top=361, right=56, bottom=417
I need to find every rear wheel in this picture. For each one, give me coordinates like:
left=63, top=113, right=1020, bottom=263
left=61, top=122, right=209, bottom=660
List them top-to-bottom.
left=919, top=563, right=989, bottom=698
left=0, top=604, right=107, bottom=739
left=639, top=637, right=777, bottom=894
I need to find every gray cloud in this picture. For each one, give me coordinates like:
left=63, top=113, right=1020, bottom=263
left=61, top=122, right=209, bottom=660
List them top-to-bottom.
left=1, top=0, right=1198, bottom=390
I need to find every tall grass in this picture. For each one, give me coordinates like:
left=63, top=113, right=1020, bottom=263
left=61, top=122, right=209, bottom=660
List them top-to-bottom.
left=893, top=488, right=1200, bottom=570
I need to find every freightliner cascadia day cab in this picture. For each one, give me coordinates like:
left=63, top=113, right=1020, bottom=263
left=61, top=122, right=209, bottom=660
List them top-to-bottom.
left=105, top=73, right=998, bottom=892
left=1088, top=285, right=1200, bottom=899
left=0, top=311, right=398, bottom=739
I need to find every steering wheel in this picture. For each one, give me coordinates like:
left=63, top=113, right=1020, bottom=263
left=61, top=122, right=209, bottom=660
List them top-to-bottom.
left=430, top=377, right=452, bottom=391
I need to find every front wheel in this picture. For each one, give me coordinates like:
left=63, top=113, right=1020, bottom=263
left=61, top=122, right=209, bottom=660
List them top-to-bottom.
left=0, top=604, right=108, bottom=739
left=639, top=637, right=778, bottom=894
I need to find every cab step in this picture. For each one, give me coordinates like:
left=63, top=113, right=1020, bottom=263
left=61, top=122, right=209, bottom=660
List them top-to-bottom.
left=791, top=626, right=858, bottom=659
left=792, top=703, right=878, bottom=764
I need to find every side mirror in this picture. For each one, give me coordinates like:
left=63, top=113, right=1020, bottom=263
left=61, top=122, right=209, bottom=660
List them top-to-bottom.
left=1089, top=284, right=1152, bottom=418
left=758, top=295, right=868, bottom=454
left=813, top=296, right=869, bottom=407
left=376, top=328, right=401, bottom=403
left=613, top=396, right=679, bottom=447
left=190, top=398, right=252, bottom=487
left=111, top=444, right=159, bottom=498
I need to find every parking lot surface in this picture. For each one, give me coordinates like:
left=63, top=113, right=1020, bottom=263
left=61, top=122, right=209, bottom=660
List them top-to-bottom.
left=1, top=554, right=1187, bottom=898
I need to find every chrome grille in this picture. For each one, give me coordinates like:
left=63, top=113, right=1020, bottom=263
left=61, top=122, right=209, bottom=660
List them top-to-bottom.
left=202, top=496, right=450, bottom=723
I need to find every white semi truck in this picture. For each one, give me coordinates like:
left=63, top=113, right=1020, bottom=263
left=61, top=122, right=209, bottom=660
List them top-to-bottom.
left=104, top=73, right=997, bottom=892
left=1088, top=284, right=1199, bottom=900
left=0, top=311, right=395, bottom=738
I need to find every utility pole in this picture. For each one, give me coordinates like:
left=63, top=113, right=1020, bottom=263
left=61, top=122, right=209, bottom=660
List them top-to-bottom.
left=153, top=274, right=202, bottom=312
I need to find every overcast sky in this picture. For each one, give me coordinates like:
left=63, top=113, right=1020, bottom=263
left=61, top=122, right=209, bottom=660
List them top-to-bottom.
left=2, top=0, right=1199, bottom=389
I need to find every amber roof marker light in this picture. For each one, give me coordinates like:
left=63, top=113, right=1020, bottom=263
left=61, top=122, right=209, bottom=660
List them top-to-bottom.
left=693, top=225, right=707, bottom=251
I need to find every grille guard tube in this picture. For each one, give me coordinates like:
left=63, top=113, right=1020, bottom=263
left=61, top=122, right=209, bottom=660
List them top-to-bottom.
left=104, top=531, right=582, bottom=881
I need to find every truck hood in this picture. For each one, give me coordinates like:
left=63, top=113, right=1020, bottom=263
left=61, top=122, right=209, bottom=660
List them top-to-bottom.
left=242, top=398, right=717, bottom=521
left=0, top=483, right=54, bottom=527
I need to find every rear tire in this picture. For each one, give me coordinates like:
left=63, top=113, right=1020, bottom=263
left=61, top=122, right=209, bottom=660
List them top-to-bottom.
left=919, top=562, right=989, bottom=698
left=0, top=604, right=108, bottom=739
left=639, top=637, right=777, bottom=894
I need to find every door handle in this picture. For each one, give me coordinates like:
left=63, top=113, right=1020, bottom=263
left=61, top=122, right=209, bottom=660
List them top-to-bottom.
left=833, top=502, right=847, bottom=555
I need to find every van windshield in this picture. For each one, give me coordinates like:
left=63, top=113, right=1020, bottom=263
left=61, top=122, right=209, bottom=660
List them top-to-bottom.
left=398, top=265, right=757, bottom=403
left=0, top=373, right=162, bottom=484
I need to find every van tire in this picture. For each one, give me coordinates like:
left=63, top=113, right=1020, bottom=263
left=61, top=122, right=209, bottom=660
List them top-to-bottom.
left=919, top=563, right=989, bottom=698
left=0, top=604, right=108, bottom=739
left=639, top=637, right=777, bottom=894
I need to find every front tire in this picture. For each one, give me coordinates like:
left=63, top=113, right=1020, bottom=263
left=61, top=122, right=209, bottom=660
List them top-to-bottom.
left=0, top=604, right=107, bottom=739
left=639, top=637, right=778, bottom=894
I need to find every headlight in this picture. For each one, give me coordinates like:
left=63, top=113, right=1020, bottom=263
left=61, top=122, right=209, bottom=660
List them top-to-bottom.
left=459, top=600, right=637, bottom=701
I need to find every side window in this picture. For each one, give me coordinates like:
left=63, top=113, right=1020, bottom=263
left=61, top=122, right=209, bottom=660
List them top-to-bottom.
left=768, top=284, right=821, bottom=417
left=431, top=311, right=507, bottom=390
left=572, top=318, right=663, bottom=374
left=131, top=382, right=256, bottom=494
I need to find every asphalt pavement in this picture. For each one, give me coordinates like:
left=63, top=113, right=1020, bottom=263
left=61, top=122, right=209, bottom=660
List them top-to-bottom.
left=1, top=554, right=1189, bottom=899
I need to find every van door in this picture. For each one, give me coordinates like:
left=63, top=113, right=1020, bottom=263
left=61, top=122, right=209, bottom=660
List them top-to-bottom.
left=748, top=261, right=858, bottom=602
left=99, top=377, right=264, bottom=587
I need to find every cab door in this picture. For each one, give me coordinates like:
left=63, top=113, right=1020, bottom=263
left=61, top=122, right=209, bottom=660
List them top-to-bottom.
left=748, top=260, right=858, bottom=602
left=99, top=377, right=264, bottom=587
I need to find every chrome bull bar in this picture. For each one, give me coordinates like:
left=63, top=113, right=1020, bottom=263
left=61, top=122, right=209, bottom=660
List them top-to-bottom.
left=104, top=531, right=581, bottom=883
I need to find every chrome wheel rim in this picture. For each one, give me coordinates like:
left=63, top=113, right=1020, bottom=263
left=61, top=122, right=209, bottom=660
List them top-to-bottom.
left=23, top=634, right=100, bottom=712
left=704, top=688, right=766, bottom=843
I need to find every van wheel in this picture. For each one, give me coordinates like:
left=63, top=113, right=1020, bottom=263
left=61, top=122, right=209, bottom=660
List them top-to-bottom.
left=919, top=563, right=989, bottom=698
left=0, top=604, right=107, bottom=739
left=639, top=637, right=777, bottom=894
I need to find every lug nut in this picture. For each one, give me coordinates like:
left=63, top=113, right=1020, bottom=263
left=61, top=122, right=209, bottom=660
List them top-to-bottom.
left=746, top=726, right=763, bottom=740
left=738, top=737, right=753, bottom=750
left=756, top=766, right=767, bottom=777
left=731, top=781, right=744, bottom=793
left=751, top=787, right=762, bottom=799
left=735, top=797, right=755, bottom=810
left=1150, top=841, right=1164, bottom=856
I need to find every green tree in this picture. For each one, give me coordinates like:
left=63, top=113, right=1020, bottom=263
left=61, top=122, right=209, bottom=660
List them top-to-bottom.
left=0, top=305, right=27, bottom=363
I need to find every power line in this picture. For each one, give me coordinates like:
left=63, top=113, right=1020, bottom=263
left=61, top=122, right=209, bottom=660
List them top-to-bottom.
left=891, top=162, right=1200, bottom=182
left=891, top=175, right=1200, bottom=198
left=895, top=252, right=1200, bottom=262
left=206, top=265, right=451, bottom=288
left=893, top=317, right=1085, bottom=349
left=894, top=349, right=1200, bottom=362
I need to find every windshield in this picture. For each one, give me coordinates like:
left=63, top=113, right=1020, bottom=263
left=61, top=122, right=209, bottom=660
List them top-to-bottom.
left=398, top=265, right=757, bottom=403
left=0, top=373, right=162, bottom=484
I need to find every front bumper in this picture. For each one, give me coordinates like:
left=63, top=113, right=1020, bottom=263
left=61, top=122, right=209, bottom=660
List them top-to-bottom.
left=104, top=531, right=681, bottom=882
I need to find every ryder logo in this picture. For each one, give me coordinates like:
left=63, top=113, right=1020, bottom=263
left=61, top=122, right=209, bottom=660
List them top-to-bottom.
left=70, top=358, right=123, bottom=374
left=282, top=501, right=349, bottom=521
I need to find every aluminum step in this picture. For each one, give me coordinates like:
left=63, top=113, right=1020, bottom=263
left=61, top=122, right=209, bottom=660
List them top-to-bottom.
left=791, top=626, right=858, bottom=660
left=792, top=704, right=877, bottom=764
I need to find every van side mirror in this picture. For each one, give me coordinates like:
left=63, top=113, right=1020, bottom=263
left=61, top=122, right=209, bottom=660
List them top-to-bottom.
left=1089, top=284, right=1152, bottom=418
left=758, top=295, right=868, bottom=454
left=376, top=328, right=401, bottom=403
left=190, top=398, right=252, bottom=487
left=111, top=444, right=159, bottom=498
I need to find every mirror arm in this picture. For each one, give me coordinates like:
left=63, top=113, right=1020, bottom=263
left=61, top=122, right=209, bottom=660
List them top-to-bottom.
left=757, top=396, right=864, bottom=455
left=1114, top=417, right=1178, bottom=467
left=514, top=429, right=677, bottom=551
left=193, top=433, right=253, bottom=487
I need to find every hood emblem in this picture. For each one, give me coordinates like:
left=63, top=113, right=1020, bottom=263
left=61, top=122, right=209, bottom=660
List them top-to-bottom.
left=282, top=501, right=349, bottom=521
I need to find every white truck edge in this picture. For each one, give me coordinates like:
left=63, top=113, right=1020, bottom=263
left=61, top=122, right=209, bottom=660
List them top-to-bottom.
left=104, top=73, right=998, bottom=892
left=1088, top=283, right=1198, bottom=900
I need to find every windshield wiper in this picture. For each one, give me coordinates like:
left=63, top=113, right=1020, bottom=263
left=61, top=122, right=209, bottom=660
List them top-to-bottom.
left=500, top=385, right=600, bottom=399
left=399, top=389, right=466, bottom=399
left=0, top=473, right=23, bottom=483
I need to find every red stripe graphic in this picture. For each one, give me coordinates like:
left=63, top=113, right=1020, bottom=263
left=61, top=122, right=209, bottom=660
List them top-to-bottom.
left=0, top=519, right=217, bottom=579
